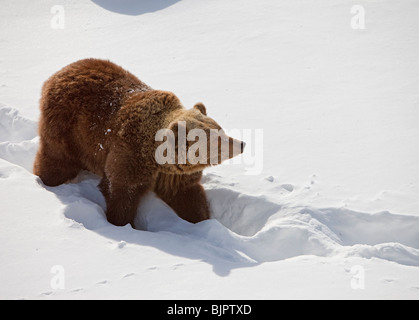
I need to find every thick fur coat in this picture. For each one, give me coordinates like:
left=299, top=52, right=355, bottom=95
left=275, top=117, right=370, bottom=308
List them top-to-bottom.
left=34, top=58, right=244, bottom=226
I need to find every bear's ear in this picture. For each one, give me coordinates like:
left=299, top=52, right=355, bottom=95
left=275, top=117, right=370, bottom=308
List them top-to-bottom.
left=193, top=102, right=207, bottom=115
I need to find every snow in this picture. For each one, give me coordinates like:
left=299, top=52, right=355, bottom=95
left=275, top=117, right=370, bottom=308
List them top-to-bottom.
left=1, top=0, right=419, bottom=299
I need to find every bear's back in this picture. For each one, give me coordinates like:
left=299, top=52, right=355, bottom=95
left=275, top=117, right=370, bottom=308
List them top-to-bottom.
left=41, top=58, right=151, bottom=115
left=38, top=59, right=153, bottom=175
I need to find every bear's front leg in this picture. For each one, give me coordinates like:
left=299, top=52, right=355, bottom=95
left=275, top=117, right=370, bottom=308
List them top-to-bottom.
left=99, top=147, right=156, bottom=227
left=154, top=172, right=210, bottom=223
left=99, top=176, right=152, bottom=227
left=168, top=183, right=210, bottom=223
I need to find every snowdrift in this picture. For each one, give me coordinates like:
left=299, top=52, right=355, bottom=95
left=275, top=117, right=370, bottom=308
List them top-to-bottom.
left=1, top=0, right=419, bottom=299
left=1, top=106, right=418, bottom=298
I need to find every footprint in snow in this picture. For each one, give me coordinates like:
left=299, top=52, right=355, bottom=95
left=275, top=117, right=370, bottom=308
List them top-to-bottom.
left=171, top=263, right=184, bottom=270
left=146, top=266, right=158, bottom=271
left=123, top=273, right=135, bottom=278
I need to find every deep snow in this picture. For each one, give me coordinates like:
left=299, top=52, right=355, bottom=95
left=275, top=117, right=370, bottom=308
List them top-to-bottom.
left=1, top=0, right=419, bottom=299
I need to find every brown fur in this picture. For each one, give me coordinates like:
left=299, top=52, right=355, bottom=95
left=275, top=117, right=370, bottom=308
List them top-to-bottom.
left=34, top=58, right=244, bottom=226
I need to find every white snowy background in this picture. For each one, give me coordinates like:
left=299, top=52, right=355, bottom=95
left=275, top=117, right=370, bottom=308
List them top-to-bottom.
left=1, top=0, right=419, bottom=299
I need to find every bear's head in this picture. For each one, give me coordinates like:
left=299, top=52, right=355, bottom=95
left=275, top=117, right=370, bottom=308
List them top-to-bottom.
left=155, top=102, right=245, bottom=174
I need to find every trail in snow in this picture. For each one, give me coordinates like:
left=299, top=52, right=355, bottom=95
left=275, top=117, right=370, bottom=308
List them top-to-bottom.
left=1, top=0, right=419, bottom=300
left=0, top=105, right=39, bottom=172
left=1, top=105, right=418, bottom=277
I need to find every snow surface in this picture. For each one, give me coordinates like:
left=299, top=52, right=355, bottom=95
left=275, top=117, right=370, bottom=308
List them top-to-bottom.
left=1, top=0, right=419, bottom=299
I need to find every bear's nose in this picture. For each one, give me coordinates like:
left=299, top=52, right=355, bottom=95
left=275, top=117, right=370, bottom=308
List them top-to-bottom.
left=241, top=141, right=246, bottom=153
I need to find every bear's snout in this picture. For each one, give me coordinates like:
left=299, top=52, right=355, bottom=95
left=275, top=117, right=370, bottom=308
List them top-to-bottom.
left=227, top=137, right=245, bottom=160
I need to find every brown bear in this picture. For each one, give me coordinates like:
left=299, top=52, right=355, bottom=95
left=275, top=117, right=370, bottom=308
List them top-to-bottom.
left=33, top=58, right=245, bottom=226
